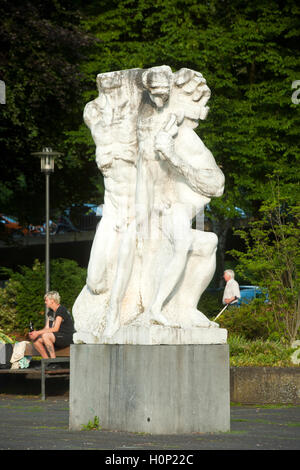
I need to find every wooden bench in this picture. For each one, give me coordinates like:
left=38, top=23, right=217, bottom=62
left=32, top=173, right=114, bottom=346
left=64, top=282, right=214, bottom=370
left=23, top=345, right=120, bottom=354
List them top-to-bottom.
left=24, top=343, right=70, bottom=357
left=0, top=344, right=70, bottom=400
left=25, top=344, right=70, bottom=400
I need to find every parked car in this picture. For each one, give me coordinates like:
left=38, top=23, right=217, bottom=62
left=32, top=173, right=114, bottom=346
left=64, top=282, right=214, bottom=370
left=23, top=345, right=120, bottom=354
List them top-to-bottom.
left=57, top=204, right=103, bottom=232
left=0, top=214, right=29, bottom=238
left=55, top=214, right=79, bottom=234
left=205, top=284, right=269, bottom=307
left=238, top=285, right=269, bottom=305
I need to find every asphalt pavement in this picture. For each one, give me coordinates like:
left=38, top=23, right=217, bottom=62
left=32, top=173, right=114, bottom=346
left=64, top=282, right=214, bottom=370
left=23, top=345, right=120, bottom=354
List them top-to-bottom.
left=0, top=395, right=299, bottom=454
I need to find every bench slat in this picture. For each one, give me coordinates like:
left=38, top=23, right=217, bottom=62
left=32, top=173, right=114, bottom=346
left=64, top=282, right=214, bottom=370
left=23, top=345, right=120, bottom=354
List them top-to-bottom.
left=2, top=344, right=71, bottom=400
left=25, top=344, right=70, bottom=357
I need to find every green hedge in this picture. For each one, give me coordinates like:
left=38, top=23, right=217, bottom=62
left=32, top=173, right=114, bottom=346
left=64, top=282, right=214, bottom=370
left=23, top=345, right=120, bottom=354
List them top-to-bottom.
left=0, top=258, right=86, bottom=333
left=197, top=290, right=223, bottom=318
left=217, top=300, right=286, bottom=342
left=228, top=334, right=296, bottom=367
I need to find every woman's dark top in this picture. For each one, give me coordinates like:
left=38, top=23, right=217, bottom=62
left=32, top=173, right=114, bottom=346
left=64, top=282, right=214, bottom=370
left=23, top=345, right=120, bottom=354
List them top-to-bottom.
left=47, top=305, right=75, bottom=335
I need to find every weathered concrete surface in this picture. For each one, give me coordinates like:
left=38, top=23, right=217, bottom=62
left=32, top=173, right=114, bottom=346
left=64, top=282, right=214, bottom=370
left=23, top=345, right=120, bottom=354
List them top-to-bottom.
left=74, top=324, right=228, bottom=345
left=69, top=344, right=230, bottom=434
left=1, top=364, right=299, bottom=406
left=231, top=367, right=300, bottom=404
left=1, top=396, right=300, bottom=450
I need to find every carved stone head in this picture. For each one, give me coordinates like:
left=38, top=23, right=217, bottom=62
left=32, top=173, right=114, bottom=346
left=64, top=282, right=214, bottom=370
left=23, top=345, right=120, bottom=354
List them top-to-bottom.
left=142, top=65, right=173, bottom=108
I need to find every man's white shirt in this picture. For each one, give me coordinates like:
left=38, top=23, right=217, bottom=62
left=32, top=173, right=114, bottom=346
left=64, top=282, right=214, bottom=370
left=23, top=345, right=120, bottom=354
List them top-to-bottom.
left=222, top=278, right=240, bottom=305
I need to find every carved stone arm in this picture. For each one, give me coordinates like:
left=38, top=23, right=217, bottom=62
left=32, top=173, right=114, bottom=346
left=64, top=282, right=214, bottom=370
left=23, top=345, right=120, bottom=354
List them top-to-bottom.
left=155, top=129, right=224, bottom=198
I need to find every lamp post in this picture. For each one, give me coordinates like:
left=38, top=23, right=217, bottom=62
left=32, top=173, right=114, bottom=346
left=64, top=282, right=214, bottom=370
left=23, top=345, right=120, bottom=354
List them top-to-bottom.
left=32, top=147, right=61, bottom=319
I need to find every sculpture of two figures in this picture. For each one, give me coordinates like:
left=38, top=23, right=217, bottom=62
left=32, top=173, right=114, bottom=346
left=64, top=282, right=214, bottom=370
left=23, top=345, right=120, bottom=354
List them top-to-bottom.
left=72, top=65, right=225, bottom=344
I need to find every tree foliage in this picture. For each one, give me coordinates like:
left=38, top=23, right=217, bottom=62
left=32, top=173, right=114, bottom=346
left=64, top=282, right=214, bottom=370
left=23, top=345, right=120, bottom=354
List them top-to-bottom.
left=0, top=0, right=97, bottom=223
left=0, top=0, right=299, bottom=286
left=75, top=0, right=300, bottom=281
left=78, top=0, right=300, bottom=197
left=229, top=179, right=300, bottom=344
left=0, top=258, right=86, bottom=332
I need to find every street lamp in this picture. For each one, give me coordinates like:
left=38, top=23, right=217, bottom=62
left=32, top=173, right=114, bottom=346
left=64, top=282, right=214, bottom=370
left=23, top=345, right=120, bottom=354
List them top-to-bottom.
left=32, top=147, right=61, bottom=318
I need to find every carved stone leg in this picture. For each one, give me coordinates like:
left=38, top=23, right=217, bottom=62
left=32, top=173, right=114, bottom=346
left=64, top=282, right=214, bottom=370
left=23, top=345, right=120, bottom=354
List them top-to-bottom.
left=86, top=217, right=117, bottom=295
left=103, top=221, right=136, bottom=337
left=162, top=230, right=219, bottom=328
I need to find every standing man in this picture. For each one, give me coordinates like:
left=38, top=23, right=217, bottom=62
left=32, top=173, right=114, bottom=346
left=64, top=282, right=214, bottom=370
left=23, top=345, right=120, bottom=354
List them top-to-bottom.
left=222, top=270, right=240, bottom=307
left=29, top=291, right=75, bottom=358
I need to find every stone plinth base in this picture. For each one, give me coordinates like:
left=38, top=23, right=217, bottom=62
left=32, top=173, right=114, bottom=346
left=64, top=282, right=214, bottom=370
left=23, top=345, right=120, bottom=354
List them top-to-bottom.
left=73, top=324, right=227, bottom=345
left=69, top=344, right=230, bottom=434
left=230, top=366, right=300, bottom=404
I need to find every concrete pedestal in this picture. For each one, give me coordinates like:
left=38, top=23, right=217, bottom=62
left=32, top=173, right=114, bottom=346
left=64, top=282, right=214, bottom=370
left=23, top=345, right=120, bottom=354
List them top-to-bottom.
left=74, top=324, right=227, bottom=345
left=69, top=343, right=230, bottom=434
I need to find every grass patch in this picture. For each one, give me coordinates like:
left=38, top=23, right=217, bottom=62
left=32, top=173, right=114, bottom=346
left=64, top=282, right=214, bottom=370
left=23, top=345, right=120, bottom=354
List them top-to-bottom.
left=228, top=334, right=297, bottom=367
left=253, top=404, right=300, bottom=409
left=3, top=405, right=43, bottom=412
left=81, top=416, right=101, bottom=431
left=231, top=419, right=249, bottom=422
left=32, top=425, right=68, bottom=430
left=197, top=430, right=249, bottom=437
left=223, top=430, right=248, bottom=435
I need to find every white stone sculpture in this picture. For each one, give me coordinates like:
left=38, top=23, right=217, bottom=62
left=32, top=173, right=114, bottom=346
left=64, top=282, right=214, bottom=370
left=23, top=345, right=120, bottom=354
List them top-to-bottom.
left=72, top=66, right=226, bottom=345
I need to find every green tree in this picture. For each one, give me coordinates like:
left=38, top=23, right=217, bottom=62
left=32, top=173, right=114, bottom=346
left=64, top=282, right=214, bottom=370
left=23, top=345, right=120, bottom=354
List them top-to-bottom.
left=0, top=0, right=97, bottom=224
left=1, top=0, right=299, bottom=280
left=72, top=0, right=300, bottom=283
left=229, top=179, right=300, bottom=344
left=0, top=258, right=87, bottom=332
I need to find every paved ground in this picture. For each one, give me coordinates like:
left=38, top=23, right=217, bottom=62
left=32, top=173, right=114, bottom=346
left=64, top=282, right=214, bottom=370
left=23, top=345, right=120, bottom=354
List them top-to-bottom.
left=0, top=395, right=299, bottom=453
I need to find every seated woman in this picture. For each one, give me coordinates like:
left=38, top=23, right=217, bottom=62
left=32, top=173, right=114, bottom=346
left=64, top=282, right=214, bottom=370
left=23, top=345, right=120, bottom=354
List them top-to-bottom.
left=29, top=291, right=75, bottom=359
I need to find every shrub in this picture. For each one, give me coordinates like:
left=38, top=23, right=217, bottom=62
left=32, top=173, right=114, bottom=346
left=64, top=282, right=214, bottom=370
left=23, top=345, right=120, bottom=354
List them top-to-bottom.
left=228, top=181, right=300, bottom=344
left=0, top=258, right=86, bottom=333
left=0, top=278, right=20, bottom=333
left=198, top=289, right=223, bottom=318
left=217, top=300, right=286, bottom=341
left=0, top=329, right=15, bottom=343
left=228, top=334, right=296, bottom=367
